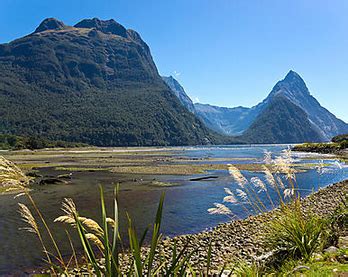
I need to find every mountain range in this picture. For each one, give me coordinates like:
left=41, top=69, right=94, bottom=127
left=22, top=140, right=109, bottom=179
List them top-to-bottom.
left=1, top=17, right=347, bottom=146
left=0, top=18, right=224, bottom=146
left=163, top=71, right=348, bottom=143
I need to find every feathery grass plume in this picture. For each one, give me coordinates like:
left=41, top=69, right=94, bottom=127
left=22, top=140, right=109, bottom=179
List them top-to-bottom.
left=282, top=147, right=294, bottom=163
left=273, top=155, right=296, bottom=182
left=0, top=156, right=29, bottom=187
left=227, top=164, right=248, bottom=188
left=228, top=164, right=265, bottom=212
left=262, top=165, right=285, bottom=203
left=263, top=166, right=277, bottom=188
left=251, top=176, right=275, bottom=209
left=275, top=176, right=285, bottom=190
left=250, top=177, right=267, bottom=193
left=24, top=186, right=208, bottom=275
left=223, top=187, right=238, bottom=203
left=224, top=187, right=233, bottom=195
left=224, top=187, right=251, bottom=215
left=283, top=188, right=295, bottom=199
left=236, top=189, right=248, bottom=201
left=23, top=191, right=67, bottom=272
left=223, top=195, right=238, bottom=204
left=54, top=198, right=78, bottom=226
left=61, top=198, right=76, bottom=217
left=55, top=199, right=103, bottom=236
left=18, top=203, right=39, bottom=235
left=18, top=203, right=57, bottom=274
left=208, top=203, right=233, bottom=215
left=54, top=215, right=76, bottom=225
left=78, top=217, right=103, bottom=237
left=106, top=217, right=115, bottom=225
left=85, top=233, right=105, bottom=251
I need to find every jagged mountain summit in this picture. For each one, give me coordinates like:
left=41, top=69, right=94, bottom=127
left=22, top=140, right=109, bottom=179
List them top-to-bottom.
left=0, top=18, right=222, bottom=146
left=168, top=71, right=348, bottom=143
left=162, top=76, right=195, bottom=113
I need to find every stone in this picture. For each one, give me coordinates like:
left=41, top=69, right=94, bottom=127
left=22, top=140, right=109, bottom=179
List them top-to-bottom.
left=324, top=246, right=339, bottom=254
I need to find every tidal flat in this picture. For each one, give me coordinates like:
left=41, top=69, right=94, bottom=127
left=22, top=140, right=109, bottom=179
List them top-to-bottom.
left=1, top=144, right=348, bottom=274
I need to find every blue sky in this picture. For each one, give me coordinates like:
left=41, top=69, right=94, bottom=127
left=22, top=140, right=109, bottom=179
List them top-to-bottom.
left=1, top=0, right=348, bottom=121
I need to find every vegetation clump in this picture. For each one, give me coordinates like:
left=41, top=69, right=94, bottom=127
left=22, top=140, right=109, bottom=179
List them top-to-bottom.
left=293, top=133, right=348, bottom=154
left=0, top=134, right=88, bottom=150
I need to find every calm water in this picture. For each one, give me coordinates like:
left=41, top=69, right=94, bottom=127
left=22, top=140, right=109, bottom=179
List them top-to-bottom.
left=1, top=145, right=348, bottom=274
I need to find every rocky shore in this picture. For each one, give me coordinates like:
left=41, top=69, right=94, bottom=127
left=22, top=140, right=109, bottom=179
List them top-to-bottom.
left=36, top=179, right=348, bottom=275
left=156, top=180, right=348, bottom=271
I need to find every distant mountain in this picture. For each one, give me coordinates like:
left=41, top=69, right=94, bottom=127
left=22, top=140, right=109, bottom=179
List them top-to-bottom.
left=0, top=18, right=222, bottom=146
left=264, top=70, right=348, bottom=141
left=190, top=71, right=348, bottom=143
left=162, top=76, right=195, bottom=113
left=241, top=95, right=323, bottom=143
left=194, top=103, right=260, bottom=135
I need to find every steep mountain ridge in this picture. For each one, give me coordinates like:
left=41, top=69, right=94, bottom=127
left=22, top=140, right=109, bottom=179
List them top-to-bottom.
left=0, top=18, right=221, bottom=146
left=188, top=71, right=348, bottom=142
left=264, top=71, right=348, bottom=140
left=162, top=76, right=195, bottom=113
left=241, top=95, right=323, bottom=143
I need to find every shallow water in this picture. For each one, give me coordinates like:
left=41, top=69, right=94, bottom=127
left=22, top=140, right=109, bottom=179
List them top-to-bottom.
left=1, top=145, right=348, bottom=274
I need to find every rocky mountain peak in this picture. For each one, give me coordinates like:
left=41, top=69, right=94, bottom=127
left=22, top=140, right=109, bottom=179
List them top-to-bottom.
left=34, top=18, right=67, bottom=33
left=74, top=18, right=127, bottom=38
left=270, top=70, right=310, bottom=100
left=283, top=70, right=307, bottom=86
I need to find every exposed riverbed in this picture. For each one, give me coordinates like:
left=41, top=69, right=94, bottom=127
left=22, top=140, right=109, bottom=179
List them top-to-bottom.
left=1, top=145, right=348, bottom=274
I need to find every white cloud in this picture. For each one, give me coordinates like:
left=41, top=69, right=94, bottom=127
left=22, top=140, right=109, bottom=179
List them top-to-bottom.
left=173, top=70, right=181, bottom=78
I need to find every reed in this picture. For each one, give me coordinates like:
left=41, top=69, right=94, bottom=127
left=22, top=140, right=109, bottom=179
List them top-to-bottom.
left=208, top=148, right=327, bottom=267
left=0, top=155, right=29, bottom=190
left=19, top=185, right=216, bottom=275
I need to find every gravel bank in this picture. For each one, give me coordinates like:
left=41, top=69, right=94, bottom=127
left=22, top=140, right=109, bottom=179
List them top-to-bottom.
left=46, top=180, right=348, bottom=275
left=157, top=180, right=348, bottom=271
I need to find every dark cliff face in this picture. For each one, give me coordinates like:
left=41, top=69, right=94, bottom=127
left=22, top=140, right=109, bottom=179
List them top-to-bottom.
left=0, top=18, right=220, bottom=146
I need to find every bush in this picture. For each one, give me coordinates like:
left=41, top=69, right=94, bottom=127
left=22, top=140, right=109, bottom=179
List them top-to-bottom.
left=323, top=195, right=348, bottom=248
left=266, top=200, right=324, bottom=264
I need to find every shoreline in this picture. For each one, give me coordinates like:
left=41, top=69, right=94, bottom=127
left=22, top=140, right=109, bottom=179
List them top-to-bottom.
left=3, top=146, right=347, bottom=274
left=11, top=179, right=348, bottom=275
left=156, top=179, right=348, bottom=271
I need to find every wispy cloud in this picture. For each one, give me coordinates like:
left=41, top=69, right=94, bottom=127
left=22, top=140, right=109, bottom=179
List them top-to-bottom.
left=173, top=70, right=181, bottom=78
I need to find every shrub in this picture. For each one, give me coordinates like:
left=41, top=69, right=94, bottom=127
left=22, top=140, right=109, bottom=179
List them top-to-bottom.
left=266, top=200, right=324, bottom=263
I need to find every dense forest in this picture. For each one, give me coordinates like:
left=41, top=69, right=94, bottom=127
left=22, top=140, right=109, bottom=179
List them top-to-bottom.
left=0, top=18, right=228, bottom=147
left=0, top=134, right=87, bottom=150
